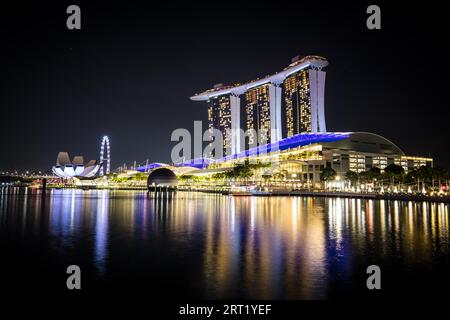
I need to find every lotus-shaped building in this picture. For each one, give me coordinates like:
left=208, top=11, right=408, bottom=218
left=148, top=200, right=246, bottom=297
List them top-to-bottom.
left=52, top=152, right=101, bottom=178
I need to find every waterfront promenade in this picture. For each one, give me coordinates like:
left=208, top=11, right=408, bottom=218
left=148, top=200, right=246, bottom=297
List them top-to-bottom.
left=2, top=183, right=449, bottom=203
left=177, top=187, right=450, bottom=203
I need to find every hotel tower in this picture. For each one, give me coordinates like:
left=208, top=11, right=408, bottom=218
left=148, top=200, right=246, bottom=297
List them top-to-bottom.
left=191, top=55, right=328, bottom=158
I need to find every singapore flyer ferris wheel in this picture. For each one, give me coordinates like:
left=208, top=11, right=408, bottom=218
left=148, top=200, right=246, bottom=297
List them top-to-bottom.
left=99, top=135, right=110, bottom=176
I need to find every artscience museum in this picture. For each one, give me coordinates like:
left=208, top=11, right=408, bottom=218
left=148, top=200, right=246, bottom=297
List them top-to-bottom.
left=52, top=152, right=101, bottom=178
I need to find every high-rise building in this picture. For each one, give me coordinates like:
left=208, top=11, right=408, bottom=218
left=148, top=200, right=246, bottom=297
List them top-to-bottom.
left=191, top=55, right=328, bottom=158
left=282, top=57, right=327, bottom=136
left=283, top=70, right=312, bottom=136
left=243, top=83, right=283, bottom=150
left=245, top=84, right=270, bottom=146
left=206, top=94, right=232, bottom=158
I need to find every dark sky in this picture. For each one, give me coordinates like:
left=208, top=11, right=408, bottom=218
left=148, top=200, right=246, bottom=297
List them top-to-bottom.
left=1, top=0, right=449, bottom=172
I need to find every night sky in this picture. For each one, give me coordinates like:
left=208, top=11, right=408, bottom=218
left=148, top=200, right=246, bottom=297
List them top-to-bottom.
left=1, top=1, right=449, bottom=172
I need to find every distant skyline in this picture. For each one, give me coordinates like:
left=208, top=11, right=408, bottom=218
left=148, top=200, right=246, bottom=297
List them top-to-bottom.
left=1, top=1, right=449, bottom=171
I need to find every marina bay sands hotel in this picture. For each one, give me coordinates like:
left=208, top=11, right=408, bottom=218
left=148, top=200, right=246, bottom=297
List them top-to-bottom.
left=179, top=55, right=432, bottom=183
left=190, top=55, right=328, bottom=157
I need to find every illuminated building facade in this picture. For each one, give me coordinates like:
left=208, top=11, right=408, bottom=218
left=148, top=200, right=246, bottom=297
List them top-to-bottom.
left=191, top=55, right=327, bottom=158
left=282, top=60, right=327, bottom=137
left=284, top=70, right=312, bottom=136
left=245, top=84, right=271, bottom=147
left=206, top=94, right=233, bottom=157
left=176, top=132, right=433, bottom=188
left=52, top=136, right=110, bottom=179
left=52, top=152, right=101, bottom=178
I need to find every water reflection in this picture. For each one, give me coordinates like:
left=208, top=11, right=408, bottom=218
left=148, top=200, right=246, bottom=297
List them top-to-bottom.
left=0, top=188, right=449, bottom=298
left=95, top=190, right=109, bottom=275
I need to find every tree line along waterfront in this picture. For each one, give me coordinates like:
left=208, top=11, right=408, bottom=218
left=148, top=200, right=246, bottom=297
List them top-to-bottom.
left=177, top=161, right=450, bottom=196
left=1, top=162, right=449, bottom=200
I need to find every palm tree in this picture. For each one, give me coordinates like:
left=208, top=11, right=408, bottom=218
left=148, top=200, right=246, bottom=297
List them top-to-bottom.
left=384, top=164, right=404, bottom=189
left=416, top=165, right=429, bottom=191
left=320, top=167, right=337, bottom=188
left=359, top=167, right=381, bottom=188
left=432, top=167, right=446, bottom=189
left=444, top=167, right=450, bottom=189
left=407, top=168, right=419, bottom=191
left=345, top=170, right=358, bottom=187
left=359, top=171, right=369, bottom=184
left=262, top=174, right=272, bottom=187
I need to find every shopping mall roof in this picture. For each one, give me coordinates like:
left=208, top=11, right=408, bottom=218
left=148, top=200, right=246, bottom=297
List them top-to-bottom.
left=138, top=132, right=405, bottom=171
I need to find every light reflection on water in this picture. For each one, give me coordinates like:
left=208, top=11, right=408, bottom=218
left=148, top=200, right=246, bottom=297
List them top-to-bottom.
left=0, top=188, right=449, bottom=298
